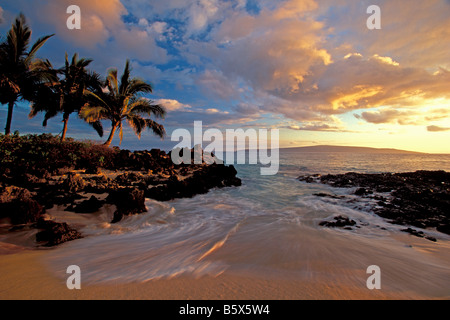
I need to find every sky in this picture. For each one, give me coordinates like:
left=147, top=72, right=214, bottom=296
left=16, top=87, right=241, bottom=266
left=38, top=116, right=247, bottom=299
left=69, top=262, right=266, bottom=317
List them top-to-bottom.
left=0, top=0, right=449, bottom=153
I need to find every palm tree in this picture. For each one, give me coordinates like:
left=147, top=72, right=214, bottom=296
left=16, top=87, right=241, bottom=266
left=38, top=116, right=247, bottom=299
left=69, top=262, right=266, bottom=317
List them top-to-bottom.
left=0, top=14, right=54, bottom=135
left=29, top=53, right=103, bottom=141
left=80, top=60, right=166, bottom=147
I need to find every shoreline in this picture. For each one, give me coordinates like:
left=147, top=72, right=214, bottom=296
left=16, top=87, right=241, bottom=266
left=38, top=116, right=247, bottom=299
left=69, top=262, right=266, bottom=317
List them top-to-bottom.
left=0, top=135, right=242, bottom=248
left=1, top=135, right=449, bottom=300
left=2, top=211, right=449, bottom=300
left=0, top=246, right=432, bottom=300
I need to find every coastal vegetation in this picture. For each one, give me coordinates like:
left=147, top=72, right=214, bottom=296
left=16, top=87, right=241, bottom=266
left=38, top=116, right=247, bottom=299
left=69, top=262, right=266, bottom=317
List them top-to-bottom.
left=0, top=14, right=166, bottom=146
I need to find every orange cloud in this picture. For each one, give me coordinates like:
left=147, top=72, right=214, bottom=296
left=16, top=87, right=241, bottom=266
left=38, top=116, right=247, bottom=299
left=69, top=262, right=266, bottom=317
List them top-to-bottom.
left=32, top=0, right=168, bottom=64
left=38, top=0, right=126, bottom=48
left=197, top=0, right=450, bottom=126
left=211, top=0, right=331, bottom=97
left=154, top=99, right=191, bottom=112
left=355, top=106, right=450, bottom=127
left=427, top=125, right=450, bottom=132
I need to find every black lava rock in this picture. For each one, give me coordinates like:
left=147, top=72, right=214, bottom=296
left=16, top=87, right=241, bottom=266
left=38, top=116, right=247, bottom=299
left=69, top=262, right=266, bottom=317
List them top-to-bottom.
left=301, top=170, right=450, bottom=235
left=107, top=188, right=147, bottom=223
left=65, top=195, right=105, bottom=213
left=319, top=215, right=357, bottom=229
left=35, top=219, right=82, bottom=247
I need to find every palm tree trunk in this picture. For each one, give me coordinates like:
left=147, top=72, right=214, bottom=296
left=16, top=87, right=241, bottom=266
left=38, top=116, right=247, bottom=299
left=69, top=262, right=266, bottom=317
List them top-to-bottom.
left=4, top=101, right=14, bottom=136
left=61, top=116, right=69, bottom=142
left=104, top=122, right=118, bottom=147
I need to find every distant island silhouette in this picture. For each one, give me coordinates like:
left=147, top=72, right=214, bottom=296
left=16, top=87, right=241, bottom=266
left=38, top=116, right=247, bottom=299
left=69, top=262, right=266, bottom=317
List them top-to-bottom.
left=282, top=145, right=425, bottom=154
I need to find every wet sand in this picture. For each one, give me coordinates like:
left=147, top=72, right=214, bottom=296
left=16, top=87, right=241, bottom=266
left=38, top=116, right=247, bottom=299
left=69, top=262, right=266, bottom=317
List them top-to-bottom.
left=0, top=244, right=433, bottom=300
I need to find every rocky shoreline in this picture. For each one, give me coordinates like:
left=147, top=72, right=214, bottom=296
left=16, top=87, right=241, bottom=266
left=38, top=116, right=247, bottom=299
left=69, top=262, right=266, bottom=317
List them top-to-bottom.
left=0, top=136, right=241, bottom=247
left=298, top=170, right=450, bottom=241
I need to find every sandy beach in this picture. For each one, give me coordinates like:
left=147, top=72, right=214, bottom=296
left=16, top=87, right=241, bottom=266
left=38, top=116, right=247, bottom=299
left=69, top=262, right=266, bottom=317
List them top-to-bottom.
left=2, top=188, right=449, bottom=300
left=0, top=241, right=441, bottom=300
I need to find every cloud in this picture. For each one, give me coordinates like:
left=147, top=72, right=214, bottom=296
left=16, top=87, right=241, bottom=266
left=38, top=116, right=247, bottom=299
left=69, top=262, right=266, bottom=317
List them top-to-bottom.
left=3, top=0, right=450, bottom=146
left=10, top=0, right=170, bottom=65
left=36, top=0, right=126, bottom=48
left=121, top=0, right=231, bottom=38
left=175, top=0, right=450, bottom=129
left=186, top=0, right=220, bottom=35
left=318, top=0, right=450, bottom=69
left=212, top=1, right=331, bottom=96
left=148, top=21, right=168, bottom=35
left=113, top=27, right=169, bottom=64
left=286, top=53, right=450, bottom=115
left=371, top=54, right=400, bottom=67
left=196, top=69, right=240, bottom=100
left=154, top=99, right=191, bottom=112
left=233, top=103, right=260, bottom=116
left=355, top=106, right=450, bottom=126
left=163, top=108, right=256, bottom=128
left=355, top=109, right=413, bottom=125
left=282, top=114, right=349, bottom=132
left=286, top=123, right=345, bottom=132
left=427, top=125, right=450, bottom=132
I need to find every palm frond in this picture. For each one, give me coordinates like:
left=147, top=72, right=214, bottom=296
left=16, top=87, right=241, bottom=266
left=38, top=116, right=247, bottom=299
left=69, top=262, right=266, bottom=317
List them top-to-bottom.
left=7, top=14, right=31, bottom=63
left=24, top=34, right=54, bottom=65
left=71, top=52, right=78, bottom=66
left=29, top=58, right=58, bottom=83
left=119, top=59, right=131, bottom=95
left=106, top=68, right=119, bottom=95
left=85, top=71, right=103, bottom=92
left=127, top=79, right=153, bottom=96
left=28, top=83, right=60, bottom=119
left=83, top=89, right=108, bottom=108
left=128, top=98, right=166, bottom=118
left=79, top=105, right=107, bottom=123
left=42, top=108, right=59, bottom=127
left=126, top=114, right=165, bottom=139
left=127, top=115, right=146, bottom=138
left=145, top=118, right=166, bottom=138
left=88, top=120, right=104, bottom=137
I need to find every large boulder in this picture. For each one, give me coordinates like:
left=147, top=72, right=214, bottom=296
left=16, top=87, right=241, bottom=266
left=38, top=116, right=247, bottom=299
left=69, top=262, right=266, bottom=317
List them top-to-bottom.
left=145, top=164, right=242, bottom=201
left=115, top=172, right=145, bottom=187
left=62, top=173, right=86, bottom=193
left=0, top=185, right=33, bottom=203
left=0, top=186, right=44, bottom=224
left=107, top=188, right=147, bottom=223
left=65, top=195, right=105, bottom=213
left=8, top=198, right=45, bottom=225
left=35, top=219, right=82, bottom=247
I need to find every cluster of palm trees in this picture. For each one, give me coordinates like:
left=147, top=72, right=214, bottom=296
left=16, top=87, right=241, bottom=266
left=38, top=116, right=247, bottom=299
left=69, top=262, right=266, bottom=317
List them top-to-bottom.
left=0, top=14, right=166, bottom=146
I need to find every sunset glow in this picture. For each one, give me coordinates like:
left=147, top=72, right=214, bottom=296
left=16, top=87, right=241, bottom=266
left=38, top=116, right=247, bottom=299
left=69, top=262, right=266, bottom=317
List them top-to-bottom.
left=1, top=0, right=449, bottom=153
left=2, top=1, right=450, bottom=302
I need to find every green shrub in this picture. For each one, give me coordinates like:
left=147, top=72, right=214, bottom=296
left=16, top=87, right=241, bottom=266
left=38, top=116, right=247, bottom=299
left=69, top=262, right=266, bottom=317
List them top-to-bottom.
left=0, top=133, right=117, bottom=176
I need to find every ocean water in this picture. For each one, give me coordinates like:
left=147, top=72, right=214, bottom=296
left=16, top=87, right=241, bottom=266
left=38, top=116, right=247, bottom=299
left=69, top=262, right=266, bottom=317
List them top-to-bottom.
left=45, top=151, right=450, bottom=297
